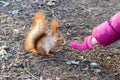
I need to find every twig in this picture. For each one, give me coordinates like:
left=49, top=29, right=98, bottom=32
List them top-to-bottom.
left=47, top=6, right=58, bottom=20
left=8, top=58, right=17, bottom=69
left=37, top=58, right=67, bottom=63
left=26, top=70, right=39, bottom=80
left=113, top=72, right=120, bottom=76
left=0, top=75, right=13, bottom=80
left=39, top=76, right=43, bottom=80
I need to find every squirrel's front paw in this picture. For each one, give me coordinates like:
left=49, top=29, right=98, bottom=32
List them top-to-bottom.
left=46, top=53, right=54, bottom=58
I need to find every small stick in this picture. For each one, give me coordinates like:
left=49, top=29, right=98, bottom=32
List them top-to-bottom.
left=37, top=58, right=67, bottom=63
left=26, top=70, right=39, bottom=80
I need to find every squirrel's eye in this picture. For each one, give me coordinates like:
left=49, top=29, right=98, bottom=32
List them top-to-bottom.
left=58, top=35, right=61, bottom=37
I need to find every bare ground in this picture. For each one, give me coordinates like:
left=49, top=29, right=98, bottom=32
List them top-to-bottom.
left=0, top=0, right=120, bottom=80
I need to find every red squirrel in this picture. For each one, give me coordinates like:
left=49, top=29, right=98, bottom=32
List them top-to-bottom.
left=25, top=11, right=65, bottom=57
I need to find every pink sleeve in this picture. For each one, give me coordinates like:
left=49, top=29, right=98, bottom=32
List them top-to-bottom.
left=92, top=12, right=120, bottom=46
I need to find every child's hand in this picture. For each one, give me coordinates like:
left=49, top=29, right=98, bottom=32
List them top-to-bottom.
left=70, top=36, right=93, bottom=50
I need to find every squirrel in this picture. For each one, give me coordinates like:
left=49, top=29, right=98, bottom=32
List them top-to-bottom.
left=25, top=11, right=65, bottom=58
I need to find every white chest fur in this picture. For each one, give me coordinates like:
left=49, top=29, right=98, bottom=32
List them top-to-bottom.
left=44, top=36, right=56, bottom=53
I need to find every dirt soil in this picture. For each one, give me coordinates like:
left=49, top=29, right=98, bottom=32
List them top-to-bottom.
left=0, top=0, right=120, bottom=80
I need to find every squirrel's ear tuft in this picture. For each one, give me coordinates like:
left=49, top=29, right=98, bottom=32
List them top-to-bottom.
left=51, top=19, right=59, bottom=36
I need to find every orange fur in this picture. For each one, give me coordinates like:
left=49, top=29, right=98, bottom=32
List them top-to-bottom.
left=24, top=11, right=64, bottom=57
left=25, top=11, right=48, bottom=55
left=51, top=19, right=59, bottom=36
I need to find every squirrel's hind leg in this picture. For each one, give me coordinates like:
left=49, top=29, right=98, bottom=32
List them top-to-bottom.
left=36, top=46, right=54, bottom=58
left=31, top=48, right=39, bottom=55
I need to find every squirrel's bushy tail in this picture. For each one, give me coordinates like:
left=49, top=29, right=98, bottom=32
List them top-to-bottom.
left=25, top=11, right=48, bottom=55
left=33, top=11, right=48, bottom=31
